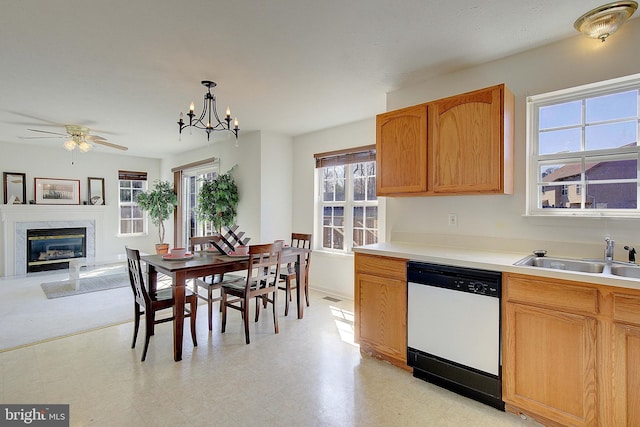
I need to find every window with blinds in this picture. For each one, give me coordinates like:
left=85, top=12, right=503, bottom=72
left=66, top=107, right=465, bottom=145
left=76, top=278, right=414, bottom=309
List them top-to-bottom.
left=314, top=145, right=379, bottom=252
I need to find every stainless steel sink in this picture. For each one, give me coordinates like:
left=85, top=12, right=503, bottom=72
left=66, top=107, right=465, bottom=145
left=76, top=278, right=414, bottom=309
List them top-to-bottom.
left=514, top=256, right=605, bottom=273
left=610, top=264, right=640, bottom=279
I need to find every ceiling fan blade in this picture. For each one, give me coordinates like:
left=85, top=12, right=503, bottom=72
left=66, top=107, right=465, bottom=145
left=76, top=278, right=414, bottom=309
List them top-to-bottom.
left=27, top=128, right=68, bottom=136
left=18, top=136, right=65, bottom=139
left=90, top=138, right=128, bottom=151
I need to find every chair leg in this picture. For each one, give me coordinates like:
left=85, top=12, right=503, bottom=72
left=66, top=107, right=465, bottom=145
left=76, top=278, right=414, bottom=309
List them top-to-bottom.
left=284, top=279, right=291, bottom=316
left=305, top=279, right=310, bottom=307
left=207, top=287, right=213, bottom=331
left=221, top=290, right=227, bottom=333
left=272, top=290, right=279, bottom=334
left=243, top=296, right=251, bottom=344
left=254, top=296, right=261, bottom=322
left=190, top=298, right=198, bottom=347
left=132, top=303, right=141, bottom=348
left=142, top=311, right=153, bottom=362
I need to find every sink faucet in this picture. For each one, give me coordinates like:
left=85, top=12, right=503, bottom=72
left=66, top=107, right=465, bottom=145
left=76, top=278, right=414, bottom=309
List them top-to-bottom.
left=605, top=237, right=615, bottom=263
left=624, top=245, right=636, bottom=264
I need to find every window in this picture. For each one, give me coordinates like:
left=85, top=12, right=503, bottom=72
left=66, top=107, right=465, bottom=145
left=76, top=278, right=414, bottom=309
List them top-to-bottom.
left=527, top=73, right=640, bottom=216
left=315, top=145, right=381, bottom=252
left=118, top=170, right=147, bottom=235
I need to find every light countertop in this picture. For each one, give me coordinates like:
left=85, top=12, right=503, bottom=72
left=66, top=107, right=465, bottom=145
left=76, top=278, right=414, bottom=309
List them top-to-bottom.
left=354, top=241, right=640, bottom=292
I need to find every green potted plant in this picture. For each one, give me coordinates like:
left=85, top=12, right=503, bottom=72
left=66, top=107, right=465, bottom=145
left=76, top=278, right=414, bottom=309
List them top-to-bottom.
left=196, top=168, right=239, bottom=234
left=136, top=179, right=178, bottom=254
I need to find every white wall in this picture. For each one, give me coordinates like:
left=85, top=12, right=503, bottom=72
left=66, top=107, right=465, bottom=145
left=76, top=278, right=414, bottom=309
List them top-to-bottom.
left=291, top=19, right=640, bottom=299
left=385, top=19, right=640, bottom=258
left=292, top=118, right=377, bottom=298
left=161, top=130, right=293, bottom=246
left=0, top=141, right=161, bottom=273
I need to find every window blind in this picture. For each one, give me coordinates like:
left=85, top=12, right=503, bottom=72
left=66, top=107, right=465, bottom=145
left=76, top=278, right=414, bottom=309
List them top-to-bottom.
left=314, top=145, right=376, bottom=168
left=118, top=170, right=148, bottom=181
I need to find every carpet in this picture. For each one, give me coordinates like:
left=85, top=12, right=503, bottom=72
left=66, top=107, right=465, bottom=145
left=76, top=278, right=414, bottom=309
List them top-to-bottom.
left=41, top=273, right=130, bottom=299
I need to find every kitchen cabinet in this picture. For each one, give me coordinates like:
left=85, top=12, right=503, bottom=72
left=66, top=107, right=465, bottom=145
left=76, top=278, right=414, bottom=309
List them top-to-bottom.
left=376, top=83, right=513, bottom=196
left=376, top=104, right=428, bottom=195
left=354, top=252, right=409, bottom=370
left=503, top=273, right=640, bottom=426
left=503, top=274, right=598, bottom=426
left=611, top=293, right=640, bottom=425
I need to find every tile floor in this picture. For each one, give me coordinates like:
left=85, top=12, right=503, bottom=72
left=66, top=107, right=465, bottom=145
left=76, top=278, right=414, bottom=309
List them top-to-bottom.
left=0, top=271, right=540, bottom=426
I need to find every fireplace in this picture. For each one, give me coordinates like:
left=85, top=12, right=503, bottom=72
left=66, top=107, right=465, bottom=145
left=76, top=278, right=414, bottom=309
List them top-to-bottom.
left=27, top=227, right=87, bottom=272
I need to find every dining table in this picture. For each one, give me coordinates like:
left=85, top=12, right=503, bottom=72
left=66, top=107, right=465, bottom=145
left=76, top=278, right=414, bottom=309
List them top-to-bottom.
left=141, top=246, right=310, bottom=361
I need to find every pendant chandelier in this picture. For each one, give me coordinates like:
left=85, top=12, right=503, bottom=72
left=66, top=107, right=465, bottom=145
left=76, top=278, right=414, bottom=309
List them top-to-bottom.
left=177, top=80, right=239, bottom=142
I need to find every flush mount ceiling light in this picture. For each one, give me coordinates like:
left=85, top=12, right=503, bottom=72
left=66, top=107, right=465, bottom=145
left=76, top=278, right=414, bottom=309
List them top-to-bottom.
left=574, top=1, right=638, bottom=42
left=177, top=80, right=240, bottom=143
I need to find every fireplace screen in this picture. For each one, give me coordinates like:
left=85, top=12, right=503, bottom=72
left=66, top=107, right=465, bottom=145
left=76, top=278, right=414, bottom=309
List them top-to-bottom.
left=27, top=227, right=87, bottom=272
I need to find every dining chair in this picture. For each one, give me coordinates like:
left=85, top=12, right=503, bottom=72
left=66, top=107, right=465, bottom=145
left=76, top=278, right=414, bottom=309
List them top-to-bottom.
left=278, top=233, right=312, bottom=316
left=189, top=235, right=224, bottom=331
left=220, top=241, right=283, bottom=344
left=126, top=247, right=198, bottom=361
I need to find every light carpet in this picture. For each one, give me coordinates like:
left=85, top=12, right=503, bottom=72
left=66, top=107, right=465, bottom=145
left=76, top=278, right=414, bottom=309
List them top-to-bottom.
left=40, top=273, right=130, bottom=299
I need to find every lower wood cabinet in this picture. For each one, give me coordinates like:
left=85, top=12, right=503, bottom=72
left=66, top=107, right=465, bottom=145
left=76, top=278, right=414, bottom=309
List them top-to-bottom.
left=354, top=253, right=409, bottom=370
left=503, top=273, right=640, bottom=426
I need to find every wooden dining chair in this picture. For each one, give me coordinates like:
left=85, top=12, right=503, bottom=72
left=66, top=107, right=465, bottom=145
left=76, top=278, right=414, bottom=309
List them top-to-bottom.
left=278, top=233, right=312, bottom=316
left=189, top=235, right=224, bottom=331
left=220, top=241, right=283, bottom=344
left=126, top=247, right=198, bottom=361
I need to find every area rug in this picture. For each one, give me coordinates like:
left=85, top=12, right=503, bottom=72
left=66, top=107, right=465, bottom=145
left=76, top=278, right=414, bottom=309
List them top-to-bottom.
left=41, top=273, right=130, bottom=299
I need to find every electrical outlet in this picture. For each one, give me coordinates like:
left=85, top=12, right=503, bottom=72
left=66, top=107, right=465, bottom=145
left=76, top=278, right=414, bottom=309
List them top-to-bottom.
left=447, top=213, right=457, bottom=227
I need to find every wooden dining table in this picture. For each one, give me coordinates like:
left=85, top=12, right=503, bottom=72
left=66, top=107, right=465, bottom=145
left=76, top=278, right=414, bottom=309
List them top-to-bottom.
left=141, top=246, right=310, bottom=361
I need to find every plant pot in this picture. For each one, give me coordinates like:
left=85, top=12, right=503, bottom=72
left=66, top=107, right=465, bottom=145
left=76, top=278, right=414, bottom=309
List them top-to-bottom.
left=155, top=243, right=169, bottom=255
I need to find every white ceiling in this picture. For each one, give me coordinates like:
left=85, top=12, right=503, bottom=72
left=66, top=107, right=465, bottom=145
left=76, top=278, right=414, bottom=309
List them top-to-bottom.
left=0, top=0, right=628, bottom=158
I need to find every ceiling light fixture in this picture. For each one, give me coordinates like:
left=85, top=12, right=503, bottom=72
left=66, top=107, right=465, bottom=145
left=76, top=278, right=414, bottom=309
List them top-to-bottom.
left=574, top=1, right=637, bottom=42
left=177, top=80, right=240, bottom=143
left=63, top=126, right=93, bottom=152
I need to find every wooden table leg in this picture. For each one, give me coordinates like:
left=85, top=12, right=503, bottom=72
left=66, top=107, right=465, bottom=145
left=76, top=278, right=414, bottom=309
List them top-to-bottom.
left=296, top=253, right=304, bottom=319
left=173, top=271, right=186, bottom=362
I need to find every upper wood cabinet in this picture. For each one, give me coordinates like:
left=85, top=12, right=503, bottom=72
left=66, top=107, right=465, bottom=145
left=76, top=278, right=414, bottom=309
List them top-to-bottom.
left=376, top=84, right=514, bottom=196
left=376, top=104, right=428, bottom=195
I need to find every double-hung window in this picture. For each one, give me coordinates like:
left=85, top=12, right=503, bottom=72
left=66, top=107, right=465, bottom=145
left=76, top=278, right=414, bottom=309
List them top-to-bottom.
left=527, top=73, right=640, bottom=217
left=315, top=145, right=382, bottom=252
left=118, top=170, right=147, bottom=235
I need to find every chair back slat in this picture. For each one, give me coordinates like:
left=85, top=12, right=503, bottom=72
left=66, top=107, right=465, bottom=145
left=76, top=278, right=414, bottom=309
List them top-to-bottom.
left=189, top=235, right=220, bottom=252
left=246, top=242, right=283, bottom=292
left=126, top=247, right=150, bottom=309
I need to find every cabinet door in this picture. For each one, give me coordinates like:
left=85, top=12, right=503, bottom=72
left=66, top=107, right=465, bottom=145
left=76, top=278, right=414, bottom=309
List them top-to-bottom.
left=430, top=85, right=507, bottom=194
left=376, top=104, right=427, bottom=195
left=356, top=273, right=407, bottom=365
left=503, top=302, right=597, bottom=426
left=612, top=323, right=640, bottom=426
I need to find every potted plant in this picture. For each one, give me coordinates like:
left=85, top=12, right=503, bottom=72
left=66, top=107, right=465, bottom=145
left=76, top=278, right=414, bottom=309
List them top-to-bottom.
left=196, top=168, right=239, bottom=234
left=136, top=179, right=177, bottom=254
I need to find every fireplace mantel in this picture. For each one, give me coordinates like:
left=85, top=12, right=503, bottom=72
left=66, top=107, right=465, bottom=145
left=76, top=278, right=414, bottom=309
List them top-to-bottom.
left=0, top=205, right=107, bottom=276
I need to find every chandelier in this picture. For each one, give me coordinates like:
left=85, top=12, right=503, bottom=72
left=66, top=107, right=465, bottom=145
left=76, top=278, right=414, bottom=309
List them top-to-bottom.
left=574, top=1, right=637, bottom=42
left=177, top=80, right=239, bottom=142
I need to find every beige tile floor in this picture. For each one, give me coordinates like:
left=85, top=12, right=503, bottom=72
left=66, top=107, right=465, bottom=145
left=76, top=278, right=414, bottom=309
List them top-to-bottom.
left=0, top=272, right=539, bottom=426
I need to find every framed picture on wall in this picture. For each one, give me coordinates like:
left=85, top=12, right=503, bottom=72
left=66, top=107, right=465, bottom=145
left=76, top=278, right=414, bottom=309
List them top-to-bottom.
left=3, top=172, right=26, bottom=204
left=34, top=177, right=80, bottom=205
left=88, top=177, right=105, bottom=205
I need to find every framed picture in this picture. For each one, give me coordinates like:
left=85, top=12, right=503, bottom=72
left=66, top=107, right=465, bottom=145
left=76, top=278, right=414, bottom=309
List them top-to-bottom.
left=3, top=172, right=26, bottom=204
left=88, top=177, right=105, bottom=205
left=34, top=178, right=80, bottom=205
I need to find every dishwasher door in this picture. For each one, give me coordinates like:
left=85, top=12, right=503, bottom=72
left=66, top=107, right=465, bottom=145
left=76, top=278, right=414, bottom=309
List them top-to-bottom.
left=407, top=282, right=500, bottom=375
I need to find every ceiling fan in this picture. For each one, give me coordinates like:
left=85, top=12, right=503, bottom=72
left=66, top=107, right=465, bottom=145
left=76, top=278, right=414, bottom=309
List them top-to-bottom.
left=20, top=124, right=128, bottom=152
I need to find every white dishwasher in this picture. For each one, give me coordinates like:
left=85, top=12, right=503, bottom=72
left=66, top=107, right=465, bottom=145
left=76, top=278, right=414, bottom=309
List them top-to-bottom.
left=407, top=261, right=503, bottom=410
